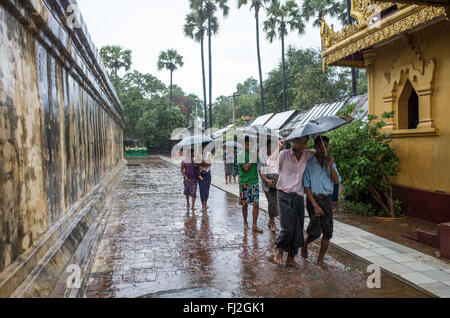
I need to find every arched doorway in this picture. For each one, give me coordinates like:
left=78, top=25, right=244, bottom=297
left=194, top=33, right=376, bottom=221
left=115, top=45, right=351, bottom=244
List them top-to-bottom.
left=398, top=79, right=419, bottom=130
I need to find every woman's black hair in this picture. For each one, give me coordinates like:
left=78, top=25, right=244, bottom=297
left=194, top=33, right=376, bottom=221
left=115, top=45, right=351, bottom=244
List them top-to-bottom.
left=314, top=136, right=329, bottom=147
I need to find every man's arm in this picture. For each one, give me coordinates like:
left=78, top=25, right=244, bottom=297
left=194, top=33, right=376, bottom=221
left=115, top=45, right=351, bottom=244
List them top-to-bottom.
left=268, top=139, right=286, bottom=163
left=326, top=156, right=339, bottom=184
left=180, top=162, right=188, bottom=181
left=259, top=171, right=275, bottom=188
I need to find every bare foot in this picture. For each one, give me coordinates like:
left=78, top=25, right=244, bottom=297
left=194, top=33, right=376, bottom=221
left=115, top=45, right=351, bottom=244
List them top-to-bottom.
left=244, top=223, right=250, bottom=230
left=270, top=223, right=279, bottom=232
left=252, top=226, right=263, bottom=234
left=301, top=246, right=308, bottom=259
left=274, top=248, right=283, bottom=265
left=286, top=257, right=302, bottom=269
left=316, top=259, right=327, bottom=269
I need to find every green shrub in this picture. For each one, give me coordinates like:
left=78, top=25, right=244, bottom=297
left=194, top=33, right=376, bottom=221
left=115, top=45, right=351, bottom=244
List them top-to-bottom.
left=326, top=104, right=400, bottom=217
left=339, top=200, right=378, bottom=217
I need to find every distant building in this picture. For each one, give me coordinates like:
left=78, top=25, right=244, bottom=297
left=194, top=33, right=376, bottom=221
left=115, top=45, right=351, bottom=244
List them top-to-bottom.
left=281, top=95, right=369, bottom=136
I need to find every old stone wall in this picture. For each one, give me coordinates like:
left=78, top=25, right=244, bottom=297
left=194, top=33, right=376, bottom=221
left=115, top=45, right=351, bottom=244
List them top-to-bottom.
left=0, top=0, right=124, bottom=295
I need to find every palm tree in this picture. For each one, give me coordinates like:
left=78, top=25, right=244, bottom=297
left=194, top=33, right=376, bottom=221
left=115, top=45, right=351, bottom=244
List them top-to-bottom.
left=189, top=0, right=230, bottom=129
left=237, top=0, right=270, bottom=115
left=264, top=0, right=305, bottom=112
left=301, top=0, right=343, bottom=27
left=302, top=0, right=357, bottom=95
left=184, top=9, right=219, bottom=130
left=100, top=45, right=132, bottom=76
left=157, top=49, right=184, bottom=107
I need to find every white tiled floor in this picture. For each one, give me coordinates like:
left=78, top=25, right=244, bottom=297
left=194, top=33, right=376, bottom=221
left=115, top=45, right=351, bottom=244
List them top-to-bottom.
left=372, top=247, right=398, bottom=256
left=352, top=249, right=380, bottom=257
left=384, top=254, right=417, bottom=263
left=364, top=255, right=397, bottom=265
left=402, top=262, right=436, bottom=272
left=382, top=263, right=417, bottom=274
left=421, top=270, right=450, bottom=282
left=401, top=272, right=437, bottom=285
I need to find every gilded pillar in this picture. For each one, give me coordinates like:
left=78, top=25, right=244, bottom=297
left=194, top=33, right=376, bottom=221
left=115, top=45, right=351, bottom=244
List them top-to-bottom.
left=363, top=49, right=376, bottom=115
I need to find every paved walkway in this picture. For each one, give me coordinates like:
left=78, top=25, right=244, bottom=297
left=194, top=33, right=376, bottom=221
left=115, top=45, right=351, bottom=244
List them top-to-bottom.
left=160, top=155, right=450, bottom=298
left=83, top=156, right=430, bottom=298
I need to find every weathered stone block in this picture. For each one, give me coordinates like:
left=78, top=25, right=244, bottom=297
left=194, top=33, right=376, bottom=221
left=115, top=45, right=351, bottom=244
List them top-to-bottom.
left=438, top=223, right=450, bottom=260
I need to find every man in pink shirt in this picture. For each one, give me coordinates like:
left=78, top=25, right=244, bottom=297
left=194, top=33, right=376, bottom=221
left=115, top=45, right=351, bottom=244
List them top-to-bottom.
left=273, top=136, right=315, bottom=267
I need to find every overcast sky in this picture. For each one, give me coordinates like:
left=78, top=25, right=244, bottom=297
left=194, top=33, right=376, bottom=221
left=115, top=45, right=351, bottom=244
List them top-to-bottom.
left=76, top=0, right=340, bottom=101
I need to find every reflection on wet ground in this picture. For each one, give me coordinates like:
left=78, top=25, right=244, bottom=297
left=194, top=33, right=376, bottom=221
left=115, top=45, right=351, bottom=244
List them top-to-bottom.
left=83, top=157, right=429, bottom=298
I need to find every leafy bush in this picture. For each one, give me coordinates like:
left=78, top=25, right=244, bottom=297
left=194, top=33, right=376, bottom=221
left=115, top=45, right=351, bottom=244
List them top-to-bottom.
left=326, top=104, right=400, bottom=217
left=339, top=200, right=378, bottom=217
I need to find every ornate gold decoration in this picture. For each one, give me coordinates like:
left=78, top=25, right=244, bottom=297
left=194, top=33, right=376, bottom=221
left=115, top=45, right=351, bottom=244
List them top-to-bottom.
left=351, top=0, right=399, bottom=27
left=321, top=4, right=446, bottom=67
left=382, top=42, right=437, bottom=131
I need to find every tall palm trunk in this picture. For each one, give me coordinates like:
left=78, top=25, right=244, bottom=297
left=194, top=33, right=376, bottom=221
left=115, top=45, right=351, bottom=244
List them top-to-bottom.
left=347, top=0, right=357, bottom=95
left=255, top=7, right=265, bottom=115
left=207, top=8, right=213, bottom=130
left=281, top=24, right=287, bottom=112
left=200, top=33, right=208, bottom=130
left=170, top=69, right=173, bottom=106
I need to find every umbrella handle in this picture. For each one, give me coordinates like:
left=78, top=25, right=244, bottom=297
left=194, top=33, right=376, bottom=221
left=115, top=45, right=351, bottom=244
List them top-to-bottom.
left=320, top=136, right=328, bottom=157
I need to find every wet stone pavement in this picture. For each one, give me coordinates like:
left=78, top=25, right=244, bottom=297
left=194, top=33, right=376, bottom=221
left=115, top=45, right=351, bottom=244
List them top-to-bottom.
left=83, top=156, right=429, bottom=298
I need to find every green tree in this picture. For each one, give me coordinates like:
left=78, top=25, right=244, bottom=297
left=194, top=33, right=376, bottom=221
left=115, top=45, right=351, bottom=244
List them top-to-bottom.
left=189, top=0, right=230, bottom=129
left=237, top=0, right=270, bottom=114
left=263, top=0, right=305, bottom=112
left=301, top=0, right=343, bottom=27
left=302, top=0, right=360, bottom=95
left=184, top=8, right=218, bottom=129
left=100, top=45, right=132, bottom=81
left=264, top=47, right=350, bottom=113
left=157, top=49, right=184, bottom=107
left=122, top=71, right=166, bottom=99
left=235, top=77, right=261, bottom=118
left=170, top=85, right=204, bottom=124
left=212, top=95, right=233, bottom=127
left=136, top=100, right=187, bottom=149
left=326, top=106, right=399, bottom=217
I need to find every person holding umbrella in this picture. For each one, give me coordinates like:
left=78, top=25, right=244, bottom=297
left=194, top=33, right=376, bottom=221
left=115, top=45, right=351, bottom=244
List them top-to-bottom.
left=258, top=136, right=283, bottom=232
left=273, top=136, right=315, bottom=267
left=301, top=136, right=341, bottom=268
left=199, top=142, right=213, bottom=213
left=181, top=148, right=199, bottom=211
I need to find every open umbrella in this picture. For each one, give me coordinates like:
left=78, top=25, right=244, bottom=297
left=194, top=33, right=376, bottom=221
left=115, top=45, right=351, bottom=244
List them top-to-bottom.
left=286, top=115, right=353, bottom=155
left=286, top=116, right=353, bottom=141
left=237, top=125, right=280, bottom=139
left=175, top=135, right=213, bottom=148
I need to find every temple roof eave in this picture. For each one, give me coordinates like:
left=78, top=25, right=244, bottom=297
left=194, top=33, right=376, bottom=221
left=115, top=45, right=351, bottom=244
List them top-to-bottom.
left=321, top=2, right=447, bottom=68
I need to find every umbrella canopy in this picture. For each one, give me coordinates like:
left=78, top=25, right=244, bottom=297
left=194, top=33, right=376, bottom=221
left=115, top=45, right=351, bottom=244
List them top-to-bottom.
left=286, top=116, right=353, bottom=141
left=237, top=125, right=281, bottom=139
left=175, top=135, right=213, bottom=147
left=223, top=141, right=244, bottom=150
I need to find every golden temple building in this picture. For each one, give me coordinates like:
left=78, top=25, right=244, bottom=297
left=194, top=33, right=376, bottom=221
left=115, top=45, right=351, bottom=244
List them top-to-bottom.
left=320, top=0, right=449, bottom=223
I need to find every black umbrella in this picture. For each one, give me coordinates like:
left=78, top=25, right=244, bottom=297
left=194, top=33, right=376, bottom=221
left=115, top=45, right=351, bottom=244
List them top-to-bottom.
left=286, top=116, right=353, bottom=155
